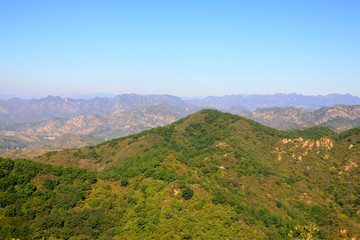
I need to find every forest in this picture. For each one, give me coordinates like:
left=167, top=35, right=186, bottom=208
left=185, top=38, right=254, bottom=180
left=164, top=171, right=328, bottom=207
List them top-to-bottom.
left=1, top=109, right=360, bottom=239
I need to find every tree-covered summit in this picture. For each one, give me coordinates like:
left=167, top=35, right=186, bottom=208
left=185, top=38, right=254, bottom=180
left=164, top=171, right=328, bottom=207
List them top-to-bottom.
left=1, top=109, right=360, bottom=239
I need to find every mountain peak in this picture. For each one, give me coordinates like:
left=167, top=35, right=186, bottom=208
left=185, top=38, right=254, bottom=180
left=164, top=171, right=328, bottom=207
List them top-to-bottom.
left=4, top=109, right=360, bottom=239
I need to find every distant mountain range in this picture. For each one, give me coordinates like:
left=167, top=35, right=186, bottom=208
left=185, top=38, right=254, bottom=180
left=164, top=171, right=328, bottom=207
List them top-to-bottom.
left=1, top=93, right=360, bottom=158
left=1, top=93, right=360, bottom=125
left=188, top=93, right=360, bottom=110
left=0, top=94, right=190, bottom=124
left=241, top=104, right=360, bottom=132
left=0, top=105, right=191, bottom=158
left=11, top=105, right=188, bottom=140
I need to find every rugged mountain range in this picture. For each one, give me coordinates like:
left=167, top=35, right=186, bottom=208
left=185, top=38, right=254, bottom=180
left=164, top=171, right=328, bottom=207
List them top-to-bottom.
left=1, top=93, right=360, bottom=125
left=1, top=93, right=360, bottom=160
left=189, top=93, right=360, bottom=110
left=0, top=94, right=190, bottom=124
left=2, top=103, right=360, bottom=159
left=4, top=103, right=360, bottom=141
left=240, top=104, right=360, bottom=132
left=0, top=105, right=191, bottom=158
left=12, top=105, right=187, bottom=140
left=1, top=109, right=360, bottom=239
left=0, top=134, right=99, bottom=159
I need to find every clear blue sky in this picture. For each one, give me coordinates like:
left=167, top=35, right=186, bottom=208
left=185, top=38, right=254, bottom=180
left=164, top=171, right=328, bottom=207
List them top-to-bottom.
left=1, top=0, right=359, bottom=98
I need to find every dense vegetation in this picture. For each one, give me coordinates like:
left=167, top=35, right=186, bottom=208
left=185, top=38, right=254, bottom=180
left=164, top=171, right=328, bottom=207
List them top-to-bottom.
left=1, top=109, right=360, bottom=239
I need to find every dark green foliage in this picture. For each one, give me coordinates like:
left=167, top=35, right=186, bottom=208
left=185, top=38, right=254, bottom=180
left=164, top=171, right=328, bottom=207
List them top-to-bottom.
left=2, top=110, right=360, bottom=239
left=153, top=124, right=176, bottom=142
left=288, top=126, right=338, bottom=140
left=340, top=127, right=360, bottom=139
left=98, top=148, right=165, bottom=180
left=88, top=150, right=100, bottom=160
left=44, top=151, right=58, bottom=158
left=0, top=157, right=106, bottom=239
left=237, top=157, right=273, bottom=177
left=0, top=158, right=14, bottom=170
left=153, top=168, right=178, bottom=182
left=120, top=177, right=129, bottom=186
left=43, top=178, right=57, bottom=190
left=52, top=186, right=84, bottom=209
left=181, top=187, right=194, bottom=200
left=212, top=189, right=227, bottom=204
left=127, top=196, right=137, bottom=205
left=89, top=198, right=100, bottom=208
left=3, top=204, right=17, bottom=217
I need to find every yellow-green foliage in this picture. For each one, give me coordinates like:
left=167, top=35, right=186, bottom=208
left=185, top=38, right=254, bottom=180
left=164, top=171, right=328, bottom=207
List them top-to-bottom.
left=2, top=109, right=360, bottom=239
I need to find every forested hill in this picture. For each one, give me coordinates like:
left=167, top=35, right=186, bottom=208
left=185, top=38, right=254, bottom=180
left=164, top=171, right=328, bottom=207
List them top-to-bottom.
left=1, top=109, right=360, bottom=239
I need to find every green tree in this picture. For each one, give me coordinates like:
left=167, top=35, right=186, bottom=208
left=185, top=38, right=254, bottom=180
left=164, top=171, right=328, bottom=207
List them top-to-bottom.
left=120, top=178, right=129, bottom=187
left=182, top=187, right=194, bottom=200
left=288, top=224, right=319, bottom=240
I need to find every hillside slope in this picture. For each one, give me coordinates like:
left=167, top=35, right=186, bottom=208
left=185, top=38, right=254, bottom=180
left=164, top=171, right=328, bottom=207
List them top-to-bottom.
left=0, top=105, right=192, bottom=159
left=1, top=110, right=360, bottom=239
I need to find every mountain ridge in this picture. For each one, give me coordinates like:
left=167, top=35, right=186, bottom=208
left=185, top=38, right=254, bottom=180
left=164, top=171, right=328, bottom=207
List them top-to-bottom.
left=2, top=93, right=360, bottom=125
left=188, top=93, right=360, bottom=110
left=0, top=94, right=191, bottom=124
left=2, top=104, right=360, bottom=160
left=240, top=104, right=360, bottom=132
left=2, top=109, right=360, bottom=239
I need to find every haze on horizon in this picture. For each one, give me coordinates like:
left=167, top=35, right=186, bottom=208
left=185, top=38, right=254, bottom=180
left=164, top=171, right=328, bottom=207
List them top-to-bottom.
left=1, top=0, right=359, bottom=98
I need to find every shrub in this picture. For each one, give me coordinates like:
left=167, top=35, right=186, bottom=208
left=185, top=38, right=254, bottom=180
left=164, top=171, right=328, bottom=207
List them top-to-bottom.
left=120, top=178, right=129, bottom=187
left=182, top=187, right=194, bottom=200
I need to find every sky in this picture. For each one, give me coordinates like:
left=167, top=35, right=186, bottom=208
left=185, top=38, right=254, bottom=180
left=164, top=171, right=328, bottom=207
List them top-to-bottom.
left=0, top=0, right=359, bottom=98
